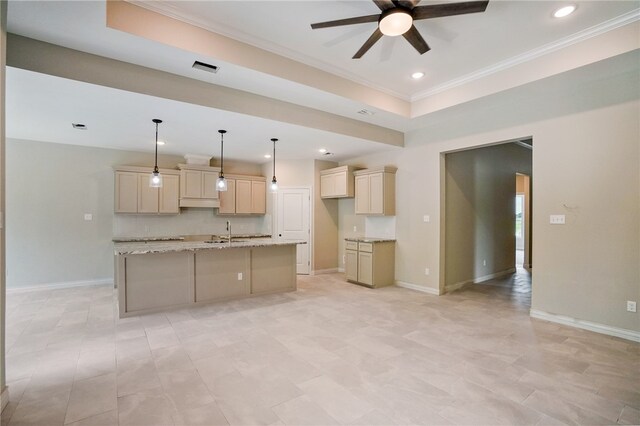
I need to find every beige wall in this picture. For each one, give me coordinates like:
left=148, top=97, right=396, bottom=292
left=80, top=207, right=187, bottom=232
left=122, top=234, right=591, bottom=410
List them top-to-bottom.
left=0, top=0, right=6, bottom=397
left=339, top=66, right=639, bottom=331
left=6, top=139, right=268, bottom=289
left=444, top=143, right=532, bottom=289
left=313, top=160, right=339, bottom=272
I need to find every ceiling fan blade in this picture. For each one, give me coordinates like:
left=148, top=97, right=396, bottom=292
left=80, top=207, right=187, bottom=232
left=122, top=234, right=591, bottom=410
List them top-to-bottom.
left=373, top=0, right=395, bottom=11
left=413, top=1, right=489, bottom=20
left=311, top=14, right=379, bottom=29
left=403, top=25, right=430, bottom=54
left=353, top=28, right=383, bottom=59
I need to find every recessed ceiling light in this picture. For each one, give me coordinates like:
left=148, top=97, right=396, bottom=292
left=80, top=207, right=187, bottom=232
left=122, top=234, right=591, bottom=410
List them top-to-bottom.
left=553, top=5, right=576, bottom=18
left=411, top=72, right=425, bottom=80
left=72, top=123, right=87, bottom=130
left=156, top=140, right=165, bottom=146
left=318, top=148, right=327, bottom=153
left=264, top=154, right=271, bottom=159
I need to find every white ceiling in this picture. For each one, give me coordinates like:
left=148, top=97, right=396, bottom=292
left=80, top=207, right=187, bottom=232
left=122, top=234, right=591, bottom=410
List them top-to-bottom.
left=5, top=0, right=639, bottom=161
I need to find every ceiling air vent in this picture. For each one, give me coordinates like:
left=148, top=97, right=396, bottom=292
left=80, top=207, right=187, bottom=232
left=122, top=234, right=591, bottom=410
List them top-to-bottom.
left=192, top=60, right=219, bottom=74
left=357, top=109, right=375, bottom=115
left=72, top=123, right=87, bottom=130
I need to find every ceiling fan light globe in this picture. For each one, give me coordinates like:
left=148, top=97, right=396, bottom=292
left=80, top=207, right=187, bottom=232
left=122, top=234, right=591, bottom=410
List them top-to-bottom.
left=379, top=10, right=413, bottom=36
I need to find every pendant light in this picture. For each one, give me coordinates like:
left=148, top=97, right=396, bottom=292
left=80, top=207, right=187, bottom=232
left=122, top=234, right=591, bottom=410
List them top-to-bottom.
left=149, top=119, right=163, bottom=188
left=216, top=130, right=228, bottom=191
left=270, top=138, right=278, bottom=192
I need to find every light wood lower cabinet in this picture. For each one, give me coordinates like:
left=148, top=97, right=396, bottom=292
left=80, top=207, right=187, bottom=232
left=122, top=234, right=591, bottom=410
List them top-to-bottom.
left=344, top=240, right=395, bottom=288
left=116, top=245, right=297, bottom=317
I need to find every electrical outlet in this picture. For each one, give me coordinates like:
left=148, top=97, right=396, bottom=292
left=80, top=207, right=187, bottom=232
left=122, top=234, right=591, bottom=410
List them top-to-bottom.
left=84, top=213, right=93, bottom=221
left=550, top=214, right=566, bottom=224
left=423, top=215, right=430, bottom=223
left=353, top=226, right=357, bottom=232
left=342, top=255, right=346, bottom=265
left=483, top=260, right=486, bottom=266
left=424, top=268, right=430, bottom=275
left=237, top=272, right=243, bottom=281
left=627, top=301, right=637, bottom=313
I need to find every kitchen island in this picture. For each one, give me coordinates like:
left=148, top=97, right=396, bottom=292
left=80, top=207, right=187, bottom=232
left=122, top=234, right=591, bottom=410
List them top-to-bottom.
left=114, top=239, right=303, bottom=317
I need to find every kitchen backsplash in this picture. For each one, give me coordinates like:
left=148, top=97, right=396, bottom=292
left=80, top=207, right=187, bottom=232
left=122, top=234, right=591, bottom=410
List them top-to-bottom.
left=113, top=208, right=272, bottom=237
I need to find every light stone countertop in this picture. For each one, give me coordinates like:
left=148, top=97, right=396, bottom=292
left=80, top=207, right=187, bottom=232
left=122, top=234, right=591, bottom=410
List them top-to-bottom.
left=345, top=237, right=397, bottom=243
left=114, top=239, right=305, bottom=255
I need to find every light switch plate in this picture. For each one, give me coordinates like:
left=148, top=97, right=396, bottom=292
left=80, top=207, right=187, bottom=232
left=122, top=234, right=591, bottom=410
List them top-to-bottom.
left=84, top=213, right=93, bottom=221
left=550, top=214, right=565, bottom=224
left=423, top=215, right=430, bottom=223
left=237, top=272, right=243, bottom=281
left=627, top=301, right=637, bottom=312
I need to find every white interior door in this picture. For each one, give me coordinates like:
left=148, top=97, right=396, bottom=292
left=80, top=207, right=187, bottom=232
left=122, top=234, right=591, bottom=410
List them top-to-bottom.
left=277, top=188, right=311, bottom=274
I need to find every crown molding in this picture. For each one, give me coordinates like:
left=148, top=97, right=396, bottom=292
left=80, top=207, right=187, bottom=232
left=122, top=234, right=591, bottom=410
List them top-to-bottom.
left=129, top=1, right=411, bottom=102
left=411, top=8, right=640, bottom=102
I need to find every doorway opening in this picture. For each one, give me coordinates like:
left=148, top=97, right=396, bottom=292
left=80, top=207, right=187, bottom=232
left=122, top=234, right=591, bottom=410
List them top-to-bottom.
left=441, top=138, right=532, bottom=303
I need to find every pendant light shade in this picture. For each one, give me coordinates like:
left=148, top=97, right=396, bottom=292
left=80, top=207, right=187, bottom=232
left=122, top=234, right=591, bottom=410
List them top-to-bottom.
left=149, top=119, right=163, bottom=188
left=216, top=130, right=228, bottom=192
left=270, top=138, right=278, bottom=192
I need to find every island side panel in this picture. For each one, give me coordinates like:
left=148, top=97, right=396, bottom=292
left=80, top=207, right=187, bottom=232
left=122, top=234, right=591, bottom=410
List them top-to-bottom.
left=251, top=245, right=297, bottom=295
left=194, top=248, right=251, bottom=302
left=122, top=251, right=194, bottom=316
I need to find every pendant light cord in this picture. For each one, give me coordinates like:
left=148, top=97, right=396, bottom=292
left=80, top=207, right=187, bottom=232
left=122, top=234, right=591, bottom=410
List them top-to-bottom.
left=153, top=120, right=159, bottom=173
left=218, top=130, right=227, bottom=178
left=271, top=138, right=277, bottom=181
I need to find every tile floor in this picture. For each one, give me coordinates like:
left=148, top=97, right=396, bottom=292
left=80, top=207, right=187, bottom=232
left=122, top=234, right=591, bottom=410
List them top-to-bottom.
left=2, top=271, right=639, bottom=425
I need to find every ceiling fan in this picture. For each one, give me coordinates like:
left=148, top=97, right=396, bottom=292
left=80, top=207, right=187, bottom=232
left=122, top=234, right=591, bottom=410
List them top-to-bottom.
left=310, top=0, right=489, bottom=59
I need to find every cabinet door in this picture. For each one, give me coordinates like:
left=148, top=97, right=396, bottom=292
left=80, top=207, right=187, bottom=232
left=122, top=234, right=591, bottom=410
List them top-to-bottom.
left=181, top=170, right=202, bottom=199
left=201, top=171, right=219, bottom=199
left=334, top=171, right=347, bottom=197
left=115, top=172, right=138, bottom=213
left=320, top=173, right=335, bottom=198
left=369, top=173, right=384, bottom=214
left=137, top=174, right=159, bottom=213
left=159, top=174, right=180, bottom=214
left=355, top=175, right=370, bottom=214
left=218, top=179, right=236, bottom=214
left=235, top=179, right=252, bottom=214
left=251, top=180, right=266, bottom=214
left=345, top=249, right=358, bottom=282
left=358, top=251, right=373, bottom=286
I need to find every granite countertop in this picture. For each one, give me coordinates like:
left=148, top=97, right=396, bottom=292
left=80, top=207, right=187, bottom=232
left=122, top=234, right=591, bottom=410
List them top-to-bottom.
left=113, top=234, right=271, bottom=243
left=112, top=236, right=184, bottom=242
left=345, top=237, right=397, bottom=243
left=114, top=239, right=305, bottom=255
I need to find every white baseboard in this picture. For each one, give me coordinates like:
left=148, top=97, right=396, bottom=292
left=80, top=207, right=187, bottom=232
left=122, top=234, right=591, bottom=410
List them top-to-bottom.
left=338, top=267, right=345, bottom=273
left=311, top=268, right=339, bottom=275
left=445, top=268, right=516, bottom=293
left=7, top=278, right=113, bottom=294
left=395, top=280, right=440, bottom=295
left=530, top=309, right=640, bottom=343
left=1, top=386, right=9, bottom=413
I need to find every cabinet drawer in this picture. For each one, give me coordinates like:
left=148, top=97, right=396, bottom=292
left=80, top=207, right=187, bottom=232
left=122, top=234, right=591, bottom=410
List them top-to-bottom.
left=345, top=241, right=358, bottom=250
left=358, top=242, right=373, bottom=253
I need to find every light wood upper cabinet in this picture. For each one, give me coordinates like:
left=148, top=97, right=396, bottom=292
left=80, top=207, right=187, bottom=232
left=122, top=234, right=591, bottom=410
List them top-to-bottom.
left=177, top=164, right=221, bottom=208
left=320, top=166, right=357, bottom=198
left=354, top=166, right=397, bottom=216
left=114, top=167, right=180, bottom=214
left=115, top=172, right=138, bottom=213
left=217, top=174, right=266, bottom=215
left=159, top=175, right=180, bottom=214
left=218, top=179, right=236, bottom=215
left=235, top=179, right=252, bottom=214
left=251, top=180, right=266, bottom=214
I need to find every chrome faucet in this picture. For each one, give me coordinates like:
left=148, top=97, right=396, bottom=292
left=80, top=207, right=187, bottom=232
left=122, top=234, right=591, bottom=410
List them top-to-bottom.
left=226, top=220, right=231, bottom=243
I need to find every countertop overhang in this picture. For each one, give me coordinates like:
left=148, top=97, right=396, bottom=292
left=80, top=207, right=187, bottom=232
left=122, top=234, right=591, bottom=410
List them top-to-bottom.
left=345, top=237, right=396, bottom=243
left=114, top=239, right=305, bottom=255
